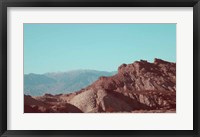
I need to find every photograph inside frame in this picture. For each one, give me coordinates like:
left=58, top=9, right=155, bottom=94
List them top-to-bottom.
left=24, top=23, right=176, bottom=113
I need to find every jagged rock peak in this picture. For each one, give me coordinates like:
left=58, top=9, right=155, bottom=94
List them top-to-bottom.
left=118, top=58, right=175, bottom=73
left=154, top=58, right=174, bottom=65
left=118, top=59, right=152, bottom=73
left=44, top=93, right=53, bottom=97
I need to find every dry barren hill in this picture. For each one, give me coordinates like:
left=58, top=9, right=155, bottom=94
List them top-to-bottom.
left=24, top=58, right=176, bottom=113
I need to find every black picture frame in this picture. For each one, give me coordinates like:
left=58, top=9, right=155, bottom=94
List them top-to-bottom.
left=0, top=0, right=199, bottom=136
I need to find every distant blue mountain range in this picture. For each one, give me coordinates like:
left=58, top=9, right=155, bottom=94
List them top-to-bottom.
left=24, top=70, right=116, bottom=96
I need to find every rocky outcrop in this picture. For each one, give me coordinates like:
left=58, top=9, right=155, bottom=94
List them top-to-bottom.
left=24, top=58, right=176, bottom=113
left=24, top=95, right=82, bottom=113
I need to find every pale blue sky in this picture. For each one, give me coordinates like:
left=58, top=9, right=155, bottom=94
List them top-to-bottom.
left=24, top=23, right=176, bottom=74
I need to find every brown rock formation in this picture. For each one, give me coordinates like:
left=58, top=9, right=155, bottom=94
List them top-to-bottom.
left=24, top=58, right=176, bottom=113
left=24, top=94, right=82, bottom=113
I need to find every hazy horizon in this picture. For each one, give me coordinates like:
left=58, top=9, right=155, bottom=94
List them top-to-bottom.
left=24, top=24, right=176, bottom=74
left=24, top=58, right=176, bottom=75
left=24, top=69, right=117, bottom=75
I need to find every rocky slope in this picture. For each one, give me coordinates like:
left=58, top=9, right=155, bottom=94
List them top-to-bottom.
left=24, top=58, right=176, bottom=113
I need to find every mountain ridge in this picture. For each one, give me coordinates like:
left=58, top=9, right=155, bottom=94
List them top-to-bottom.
left=24, top=58, right=176, bottom=113
left=24, top=70, right=116, bottom=96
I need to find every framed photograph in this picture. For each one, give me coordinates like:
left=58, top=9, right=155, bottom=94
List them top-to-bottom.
left=0, top=0, right=199, bottom=136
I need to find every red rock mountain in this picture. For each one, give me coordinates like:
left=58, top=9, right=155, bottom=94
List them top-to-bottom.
left=24, top=58, right=176, bottom=113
